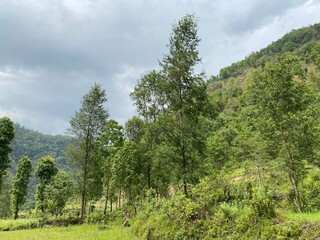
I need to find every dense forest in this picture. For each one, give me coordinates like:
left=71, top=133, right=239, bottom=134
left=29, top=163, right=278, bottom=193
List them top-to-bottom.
left=1, top=15, right=320, bottom=239
left=10, top=124, right=71, bottom=170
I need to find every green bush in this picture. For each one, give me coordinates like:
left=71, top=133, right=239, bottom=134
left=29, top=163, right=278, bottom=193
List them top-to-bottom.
left=301, top=173, right=320, bottom=212
left=251, top=189, right=276, bottom=219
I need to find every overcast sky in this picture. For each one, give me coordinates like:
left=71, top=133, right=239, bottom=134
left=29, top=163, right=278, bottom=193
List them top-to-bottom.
left=0, top=0, right=320, bottom=135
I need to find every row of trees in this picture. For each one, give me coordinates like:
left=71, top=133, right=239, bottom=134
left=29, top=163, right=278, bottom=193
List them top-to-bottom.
left=66, top=14, right=320, bottom=219
left=66, top=14, right=209, bottom=219
left=0, top=117, right=73, bottom=219
left=3, top=155, right=71, bottom=219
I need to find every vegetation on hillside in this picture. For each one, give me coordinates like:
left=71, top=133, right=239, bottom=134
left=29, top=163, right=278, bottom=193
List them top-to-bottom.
left=218, top=23, right=320, bottom=79
left=10, top=124, right=71, bottom=170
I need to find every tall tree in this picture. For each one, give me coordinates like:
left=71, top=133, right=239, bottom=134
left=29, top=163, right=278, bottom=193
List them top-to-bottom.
left=160, top=14, right=207, bottom=196
left=249, top=54, right=316, bottom=212
left=131, top=70, right=166, bottom=122
left=131, top=71, right=171, bottom=194
left=67, top=83, right=109, bottom=219
left=124, top=116, right=145, bottom=143
left=0, top=117, right=15, bottom=190
left=96, top=119, right=124, bottom=214
left=111, top=141, right=142, bottom=206
left=11, top=156, right=32, bottom=219
left=35, top=156, right=58, bottom=213
left=45, top=171, right=72, bottom=217
left=0, top=173, right=12, bottom=218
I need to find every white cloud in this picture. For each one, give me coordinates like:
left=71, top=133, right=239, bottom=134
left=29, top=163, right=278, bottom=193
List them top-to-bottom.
left=113, top=66, right=147, bottom=94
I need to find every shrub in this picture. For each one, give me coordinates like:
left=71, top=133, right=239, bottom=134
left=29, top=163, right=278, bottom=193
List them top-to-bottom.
left=301, top=173, right=320, bottom=212
left=251, top=189, right=276, bottom=219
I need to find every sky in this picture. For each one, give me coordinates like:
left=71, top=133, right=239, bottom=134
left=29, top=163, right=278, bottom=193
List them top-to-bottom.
left=0, top=0, right=320, bottom=135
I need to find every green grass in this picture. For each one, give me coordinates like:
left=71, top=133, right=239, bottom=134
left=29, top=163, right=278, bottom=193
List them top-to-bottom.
left=283, top=211, right=320, bottom=222
left=0, top=218, right=39, bottom=231
left=0, top=224, right=141, bottom=240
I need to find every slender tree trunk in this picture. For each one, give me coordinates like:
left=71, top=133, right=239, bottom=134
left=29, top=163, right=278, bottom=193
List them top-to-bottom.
left=179, top=104, right=188, bottom=197
left=281, top=127, right=303, bottom=212
left=81, top=128, right=92, bottom=219
left=181, top=133, right=188, bottom=196
left=284, top=137, right=302, bottom=212
left=256, top=158, right=262, bottom=190
left=81, top=162, right=87, bottom=219
left=147, top=165, right=151, bottom=190
left=290, top=172, right=302, bottom=212
left=183, top=178, right=187, bottom=197
left=128, top=181, right=133, bottom=204
left=103, top=182, right=109, bottom=215
left=81, top=185, right=86, bottom=219
left=40, top=188, right=45, bottom=213
left=41, top=197, right=44, bottom=213
left=103, top=197, right=108, bottom=215
left=116, top=197, right=118, bottom=209
left=110, top=198, right=113, bottom=212
left=14, top=203, right=19, bottom=220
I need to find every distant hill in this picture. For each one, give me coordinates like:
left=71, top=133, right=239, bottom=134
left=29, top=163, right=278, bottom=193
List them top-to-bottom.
left=207, top=22, right=320, bottom=117
left=217, top=23, right=320, bottom=79
left=9, top=123, right=72, bottom=207
left=10, top=123, right=72, bottom=170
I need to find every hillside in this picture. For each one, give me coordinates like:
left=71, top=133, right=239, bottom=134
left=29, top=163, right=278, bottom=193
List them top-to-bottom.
left=132, top=23, right=320, bottom=239
left=217, top=23, right=320, bottom=79
left=9, top=124, right=72, bottom=207
left=10, top=124, right=71, bottom=171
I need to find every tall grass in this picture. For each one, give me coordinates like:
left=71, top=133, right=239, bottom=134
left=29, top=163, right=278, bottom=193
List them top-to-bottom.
left=283, top=211, right=320, bottom=222
left=0, top=219, right=39, bottom=231
left=0, top=224, right=141, bottom=240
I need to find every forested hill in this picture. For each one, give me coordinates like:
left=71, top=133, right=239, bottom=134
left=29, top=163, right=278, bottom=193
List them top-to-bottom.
left=132, top=21, right=320, bottom=239
left=218, top=22, right=320, bottom=79
left=10, top=123, right=71, bottom=171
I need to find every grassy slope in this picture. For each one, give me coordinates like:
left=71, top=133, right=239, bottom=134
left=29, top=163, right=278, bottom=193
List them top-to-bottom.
left=0, top=224, right=141, bottom=240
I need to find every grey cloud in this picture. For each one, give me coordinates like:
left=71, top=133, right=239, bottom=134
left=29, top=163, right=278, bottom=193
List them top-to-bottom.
left=0, top=0, right=319, bottom=134
left=224, top=0, right=306, bottom=34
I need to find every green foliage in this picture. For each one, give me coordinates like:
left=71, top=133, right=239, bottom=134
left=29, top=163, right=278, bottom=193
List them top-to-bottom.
left=158, top=14, right=207, bottom=195
left=129, top=18, right=320, bottom=240
left=219, top=23, right=320, bottom=79
left=310, top=42, right=320, bottom=68
left=248, top=54, right=317, bottom=212
left=130, top=70, right=166, bottom=121
left=67, top=83, right=109, bottom=219
left=0, top=117, right=15, bottom=189
left=124, top=117, right=144, bottom=143
left=96, top=119, right=124, bottom=214
left=9, top=124, right=72, bottom=208
left=10, top=124, right=72, bottom=171
left=111, top=141, right=143, bottom=203
left=11, top=156, right=32, bottom=219
left=35, top=156, right=58, bottom=213
left=35, top=156, right=58, bottom=183
left=300, top=170, right=320, bottom=212
left=45, top=171, right=72, bottom=216
left=0, top=173, right=13, bottom=218
left=132, top=180, right=320, bottom=240
left=250, top=189, right=275, bottom=219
